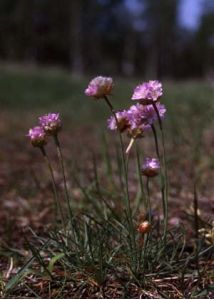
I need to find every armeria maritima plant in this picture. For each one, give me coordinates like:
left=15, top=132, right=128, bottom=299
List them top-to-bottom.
left=85, top=76, right=169, bottom=270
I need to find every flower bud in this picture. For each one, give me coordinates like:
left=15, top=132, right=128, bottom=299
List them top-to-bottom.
left=27, top=126, right=47, bottom=147
left=141, top=158, right=160, bottom=177
left=137, top=221, right=151, bottom=234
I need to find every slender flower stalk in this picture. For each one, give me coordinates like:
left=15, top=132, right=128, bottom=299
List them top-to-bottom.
left=103, top=95, right=137, bottom=271
left=104, top=96, right=131, bottom=213
left=152, top=102, right=168, bottom=241
left=39, top=113, right=73, bottom=219
left=150, top=124, right=167, bottom=233
left=151, top=124, right=160, bottom=160
left=54, top=134, right=73, bottom=219
left=133, top=143, right=147, bottom=215
left=40, top=146, right=66, bottom=233
left=141, top=157, right=160, bottom=224
left=146, top=178, right=152, bottom=223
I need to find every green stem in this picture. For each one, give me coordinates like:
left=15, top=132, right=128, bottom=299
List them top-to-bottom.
left=104, top=95, right=137, bottom=271
left=104, top=96, right=130, bottom=211
left=152, top=102, right=168, bottom=242
left=151, top=123, right=166, bottom=234
left=151, top=124, right=160, bottom=160
left=54, top=134, right=73, bottom=220
left=133, top=143, right=147, bottom=214
left=40, top=146, right=66, bottom=232
left=125, top=154, right=132, bottom=221
left=146, top=177, right=152, bottom=223
left=193, top=184, right=201, bottom=281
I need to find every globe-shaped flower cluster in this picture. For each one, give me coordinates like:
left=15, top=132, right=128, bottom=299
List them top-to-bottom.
left=108, top=102, right=166, bottom=138
left=27, top=113, right=61, bottom=147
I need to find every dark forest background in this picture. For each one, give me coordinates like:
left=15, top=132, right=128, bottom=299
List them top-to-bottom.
left=0, top=0, right=213, bottom=79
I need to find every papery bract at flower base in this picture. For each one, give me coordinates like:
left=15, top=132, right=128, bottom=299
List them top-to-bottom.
left=85, top=76, right=113, bottom=99
left=132, top=80, right=163, bottom=104
left=107, top=110, right=130, bottom=132
left=39, top=113, right=62, bottom=135
left=127, top=125, right=149, bottom=139
left=27, top=126, right=47, bottom=147
left=141, top=158, right=160, bottom=177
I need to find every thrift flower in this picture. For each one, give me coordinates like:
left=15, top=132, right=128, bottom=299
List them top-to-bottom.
left=85, top=76, right=113, bottom=99
left=132, top=80, right=163, bottom=104
left=107, top=103, right=166, bottom=140
left=125, top=103, right=166, bottom=138
left=141, top=103, right=166, bottom=125
left=126, top=104, right=151, bottom=138
left=107, top=110, right=130, bottom=132
left=39, top=113, right=62, bottom=135
left=27, top=126, right=47, bottom=147
left=141, top=158, right=160, bottom=177
left=137, top=221, right=151, bottom=234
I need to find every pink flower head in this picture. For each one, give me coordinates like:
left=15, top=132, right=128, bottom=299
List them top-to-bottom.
left=85, top=76, right=113, bottom=99
left=132, top=80, right=163, bottom=104
left=107, top=103, right=166, bottom=139
left=141, top=103, right=166, bottom=125
left=126, top=104, right=151, bottom=138
left=107, top=110, right=130, bottom=132
left=39, top=113, right=62, bottom=135
left=27, top=126, right=47, bottom=147
left=141, top=158, right=160, bottom=177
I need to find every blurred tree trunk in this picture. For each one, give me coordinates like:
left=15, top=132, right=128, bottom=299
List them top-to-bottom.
left=69, top=0, right=83, bottom=75
left=82, top=0, right=102, bottom=73
left=143, top=0, right=179, bottom=79
left=196, top=10, right=214, bottom=78
left=121, top=29, right=136, bottom=76
left=146, top=47, right=158, bottom=78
